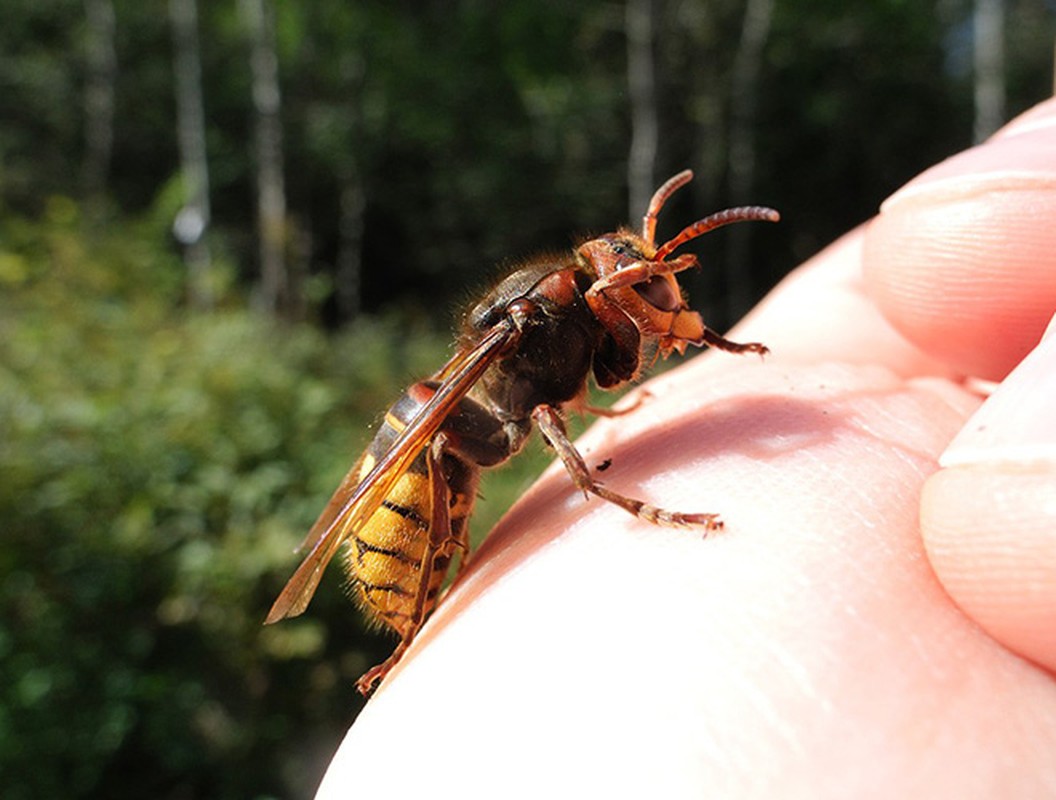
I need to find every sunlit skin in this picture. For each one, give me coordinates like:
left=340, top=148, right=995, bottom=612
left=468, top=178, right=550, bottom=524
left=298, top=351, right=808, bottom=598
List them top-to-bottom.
left=316, top=99, right=1056, bottom=797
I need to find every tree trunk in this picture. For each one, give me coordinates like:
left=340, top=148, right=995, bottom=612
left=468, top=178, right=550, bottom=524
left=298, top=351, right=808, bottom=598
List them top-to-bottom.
left=82, top=0, right=116, bottom=205
left=169, top=0, right=213, bottom=309
left=242, top=0, right=289, bottom=315
left=626, top=0, right=658, bottom=222
left=725, top=0, right=774, bottom=316
left=973, top=0, right=1005, bottom=143
left=686, top=4, right=727, bottom=221
left=336, top=175, right=365, bottom=320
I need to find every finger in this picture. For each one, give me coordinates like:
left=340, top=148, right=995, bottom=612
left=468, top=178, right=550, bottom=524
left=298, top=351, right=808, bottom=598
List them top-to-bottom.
left=863, top=98, right=1056, bottom=381
left=726, top=228, right=954, bottom=379
left=921, top=316, right=1056, bottom=673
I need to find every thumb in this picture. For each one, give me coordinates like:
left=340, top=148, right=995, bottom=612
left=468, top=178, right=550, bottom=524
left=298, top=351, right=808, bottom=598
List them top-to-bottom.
left=921, top=315, right=1056, bottom=673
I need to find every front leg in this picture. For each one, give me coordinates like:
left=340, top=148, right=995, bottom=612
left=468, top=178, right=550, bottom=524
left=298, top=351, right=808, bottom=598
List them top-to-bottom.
left=586, top=253, right=700, bottom=293
left=698, top=326, right=769, bottom=357
left=566, top=389, right=652, bottom=419
left=531, top=405, right=722, bottom=532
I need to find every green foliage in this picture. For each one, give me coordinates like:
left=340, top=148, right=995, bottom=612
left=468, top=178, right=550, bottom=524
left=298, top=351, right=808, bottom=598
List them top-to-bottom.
left=0, top=201, right=465, bottom=798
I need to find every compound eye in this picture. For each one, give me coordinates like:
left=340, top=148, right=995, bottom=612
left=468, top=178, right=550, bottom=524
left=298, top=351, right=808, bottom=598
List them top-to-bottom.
left=610, top=240, right=642, bottom=260
left=633, top=275, right=681, bottom=312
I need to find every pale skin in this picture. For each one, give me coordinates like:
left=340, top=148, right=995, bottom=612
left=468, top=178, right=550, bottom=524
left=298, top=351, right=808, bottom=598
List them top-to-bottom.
left=315, top=99, right=1056, bottom=799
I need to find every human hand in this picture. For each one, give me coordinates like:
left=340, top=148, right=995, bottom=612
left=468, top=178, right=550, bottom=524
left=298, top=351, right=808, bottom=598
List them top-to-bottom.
left=316, top=100, right=1056, bottom=799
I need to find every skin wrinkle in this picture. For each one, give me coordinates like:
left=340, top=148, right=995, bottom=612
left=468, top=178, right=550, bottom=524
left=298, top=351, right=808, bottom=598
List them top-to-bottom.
left=938, top=514, right=1050, bottom=601
left=717, top=642, right=808, bottom=758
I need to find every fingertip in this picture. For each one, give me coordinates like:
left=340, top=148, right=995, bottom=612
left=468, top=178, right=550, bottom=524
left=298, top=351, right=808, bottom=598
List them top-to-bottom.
left=862, top=107, right=1056, bottom=380
left=921, top=321, right=1056, bottom=672
left=921, top=465, right=1056, bottom=674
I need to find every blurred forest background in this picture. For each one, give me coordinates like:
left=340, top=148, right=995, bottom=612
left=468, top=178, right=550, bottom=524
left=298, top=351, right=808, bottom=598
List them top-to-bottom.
left=1, top=0, right=1052, bottom=797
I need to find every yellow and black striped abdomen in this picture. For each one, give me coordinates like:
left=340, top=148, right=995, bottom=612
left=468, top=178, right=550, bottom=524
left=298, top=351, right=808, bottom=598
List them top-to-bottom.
left=341, top=399, right=481, bottom=637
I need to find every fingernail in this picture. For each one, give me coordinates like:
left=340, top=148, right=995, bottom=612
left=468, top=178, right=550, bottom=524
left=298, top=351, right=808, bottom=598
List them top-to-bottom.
left=940, top=317, right=1056, bottom=468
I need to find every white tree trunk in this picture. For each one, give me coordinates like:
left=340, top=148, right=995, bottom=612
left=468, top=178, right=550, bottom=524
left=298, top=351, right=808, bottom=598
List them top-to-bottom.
left=82, top=0, right=116, bottom=202
left=169, top=0, right=213, bottom=309
left=242, top=0, right=288, bottom=314
left=626, top=0, right=658, bottom=221
left=725, top=0, right=774, bottom=314
left=973, top=0, right=1005, bottom=143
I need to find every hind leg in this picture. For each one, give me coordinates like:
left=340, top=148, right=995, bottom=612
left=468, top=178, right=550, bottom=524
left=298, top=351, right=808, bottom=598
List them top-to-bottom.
left=532, top=405, right=723, bottom=532
left=355, top=435, right=458, bottom=696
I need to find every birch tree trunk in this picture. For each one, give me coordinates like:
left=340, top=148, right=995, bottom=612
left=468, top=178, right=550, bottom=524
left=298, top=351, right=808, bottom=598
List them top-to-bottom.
left=82, top=0, right=116, bottom=204
left=169, top=0, right=213, bottom=309
left=242, top=0, right=289, bottom=315
left=626, top=0, right=658, bottom=222
left=725, top=0, right=774, bottom=316
left=973, top=0, right=1005, bottom=143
